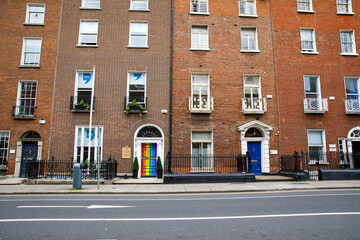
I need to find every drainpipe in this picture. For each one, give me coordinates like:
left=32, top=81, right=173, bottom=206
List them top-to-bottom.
left=167, top=0, right=174, bottom=173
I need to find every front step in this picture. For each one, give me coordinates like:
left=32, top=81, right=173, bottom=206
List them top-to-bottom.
left=255, top=175, right=294, bottom=182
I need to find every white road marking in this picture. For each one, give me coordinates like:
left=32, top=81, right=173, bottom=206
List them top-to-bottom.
left=3, top=192, right=360, bottom=202
left=17, top=205, right=135, bottom=209
left=0, top=212, right=359, bottom=222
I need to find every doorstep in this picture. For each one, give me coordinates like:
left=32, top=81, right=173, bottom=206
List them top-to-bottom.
left=113, top=177, right=163, bottom=184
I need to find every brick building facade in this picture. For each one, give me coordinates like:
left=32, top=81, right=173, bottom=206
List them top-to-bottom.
left=0, top=0, right=61, bottom=176
left=49, top=0, right=170, bottom=177
left=271, top=0, right=360, bottom=168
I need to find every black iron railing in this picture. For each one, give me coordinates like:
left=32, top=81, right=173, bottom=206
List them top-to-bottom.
left=70, top=96, right=95, bottom=111
left=12, top=106, right=36, bottom=119
left=165, top=153, right=250, bottom=174
left=25, top=156, right=117, bottom=180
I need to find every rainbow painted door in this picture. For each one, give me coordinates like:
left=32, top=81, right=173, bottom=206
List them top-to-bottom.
left=141, top=143, right=157, bottom=177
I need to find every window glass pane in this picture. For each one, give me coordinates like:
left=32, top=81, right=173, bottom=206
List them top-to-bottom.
left=83, top=0, right=100, bottom=8
left=132, top=0, right=148, bottom=10
left=81, top=21, right=98, bottom=33
left=131, top=23, right=147, bottom=34
left=131, top=36, right=147, bottom=46
left=25, top=39, right=41, bottom=52
left=77, top=72, right=93, bottom=89
left=129, top=73, right=146, bottom=85
left=193, top=75, right=208, bottom=85
left=244, top=76, right=259, bottom=85
left=304, top=77, right=318, bottom=93
left=345, top=78, right=359, bottom=94
left=308, top=131, right=323, bottom=145
left=192, top=132, right=211, bottom=141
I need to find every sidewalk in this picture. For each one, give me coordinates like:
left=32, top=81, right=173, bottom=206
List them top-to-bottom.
left=0, top=178, right=359, bottom=194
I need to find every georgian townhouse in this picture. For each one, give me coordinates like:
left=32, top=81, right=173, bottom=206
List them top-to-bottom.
left=0, top=0, right=61, bottom=177
left=49, top=0, right=171, bottom=178
left=171, top=0, right=280, bottom=175
left=271, top=0, right=360, bottom=168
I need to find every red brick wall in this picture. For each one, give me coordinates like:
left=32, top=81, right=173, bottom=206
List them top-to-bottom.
left=0, top=0, right=62, bottom=175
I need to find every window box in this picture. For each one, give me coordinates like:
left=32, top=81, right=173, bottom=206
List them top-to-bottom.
left=70, top=96, right=94, bottom=112
left=124, top=97, right=147, bottom=115
left=189, top=97, right=213, bottom=113
left=242, top=98, right=267, bottom=114
left=303, top=98, right=328, bottom=113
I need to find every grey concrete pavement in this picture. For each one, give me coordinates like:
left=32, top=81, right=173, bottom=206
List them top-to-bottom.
left=0, top=177, right=359, bottom=194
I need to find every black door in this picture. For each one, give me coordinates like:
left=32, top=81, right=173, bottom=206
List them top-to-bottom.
left=20, top=142, right=38, bottom=178
left=352, top=142, right=360, bottom=169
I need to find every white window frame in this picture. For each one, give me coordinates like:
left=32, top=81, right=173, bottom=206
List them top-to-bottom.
left=81, top=0, right=101, bottom=9
left=130, top=0, right=149, bottom=11
left=190, top=0, right=209, bottom=15
left=239, top=0, right=257, bottom=17
left=297, top=0, right=314, bottom=13
left=337, top=0, right=353, bottom=15
left=25, top=3, right=45, bottom=25
left=77, top=20, right=99, bottom=47
left=128, top=21, right=149, bottom=48
left=190, top=25, right=210, bottom=51
left=240, top=27, right=259, bottom=52
left=300, top=28, right=318, bottom=54
left=340, top=30, right=358, bottom=56
left=20, top=38, right=42, bottom=67
left=74, top=70, right=94, bottom=107
left=127, top=71, right=147, bottom=105
left=190, top=73, right=211, bottom=112
left=243, top=75, right=263, bottom=111
left=304, top=75, right=321, bottom=99
left=344, top=77, right=360, bottom=100
left=344, top=77, right=360, bottom=113
left=15, top=81, right=37, bottom=117
left=74, top=126, right=103, bottom=164
left=307, top=130, right=327, bottom=163
left=0, top=131, right=10, bottom=169
left=191, top=131, right=213, bottom=172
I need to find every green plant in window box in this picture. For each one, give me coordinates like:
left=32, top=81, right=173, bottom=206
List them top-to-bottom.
left=74, top=99, right=91, bottom=110
left=126, top=99, right=145, bottom=116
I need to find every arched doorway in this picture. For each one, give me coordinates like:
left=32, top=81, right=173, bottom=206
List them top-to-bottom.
left=237, top=120, right=273, bottom=175
left=134, top=125, right=164, bottom=178
left=347, top=127, right=360, bottom=169
left=18, top=131, right=42, bottom=178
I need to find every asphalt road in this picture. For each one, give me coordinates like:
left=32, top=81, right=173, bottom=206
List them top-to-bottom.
left=0, top=190, right=360, bottom=240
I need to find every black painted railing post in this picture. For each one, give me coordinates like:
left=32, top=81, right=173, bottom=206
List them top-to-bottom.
left=166, top=151, right=173, bottom=174
left=294, top=151, right=299, bottom=172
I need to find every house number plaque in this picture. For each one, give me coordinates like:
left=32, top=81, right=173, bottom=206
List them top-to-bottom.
left=122, top=146, right=131, bottom=159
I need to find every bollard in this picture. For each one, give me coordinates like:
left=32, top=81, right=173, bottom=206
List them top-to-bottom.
left=73, top=163, right=82, bottom=189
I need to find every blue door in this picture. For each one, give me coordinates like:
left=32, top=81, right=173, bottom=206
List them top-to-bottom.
left=248, top=142, right=261, bottom=175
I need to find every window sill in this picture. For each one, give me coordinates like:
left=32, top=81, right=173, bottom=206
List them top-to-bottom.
left=79, top=7, right=101, bottom=10
left=129, top=9, right=150, bottom=12
left=297, top=10, right=315, bottom=14
left=190, top=12, right=210, bottom=15
left=337, top=12, right=354, bottom=15
left=238, top=14, right=258, bottom=18
left=23, top=23, right=45, bottom=26
left=76, top=45, right=99, bottom=48
left=127, top=46, right=149, bottom=49
left=190, top=48, right=210, bottom=51
left=240, top=50, right=260, bottom=53
left=301, top=51, right=319, bottom=55
left=341, top=53, right=359, bottom=56
left=19, top=65, right=40, bottom=68
left=190, top=109, right=213, bottom=114
left=71, top=110, right=94, bottom=113
left=242, top=110, right=266, bottom=115
left=304, top=110, right=327, bottom=114
left=13, top=115, right=36, bottom=120
left=0, top=165, right=7, bottom=171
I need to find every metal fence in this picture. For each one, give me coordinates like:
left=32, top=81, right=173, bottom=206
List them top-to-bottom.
left=280, top=151, right=359, bottom=180
left=165, top=153, right=250, bottom=174
left=24, top=156, right=117, bottom=180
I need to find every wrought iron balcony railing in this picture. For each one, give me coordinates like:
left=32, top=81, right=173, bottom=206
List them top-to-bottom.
left=70, top=96, right=95, bottom=112
left=189, top=96, right=214, bottom=113
left=242, top=98, right=267, bottom=114
left=303, top=98, right=328, bottom=113
left=345, top=99, right=360, bottom=114
left=12, top=106, right=36, bottom=119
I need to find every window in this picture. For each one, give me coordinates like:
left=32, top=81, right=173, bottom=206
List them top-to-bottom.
left=81, top=0, right=100, bottom=9
left=130, top=0, right=149, bottom=10
left=190, top=0, right=208, bottom=14
left=239, top=0, right=256, bottom=16
left=297, top=0, right=313, bottom=12
left=337, top=0, right=352, bottom=14
left=25, top=4, right=45, bottom=24
left=78, top=20, right=99, bottom=46
left=129, top=22, right=148, bottom=48
left=191, top=25, right=209, bottom=50
left=241, top=28, right=258, bottom=52
left=301, top=28, right=317, bottom=53
left=340, top=30, right=357, bottom=55
left=21, top=38, right=42, bottom=66
left=73, top=71, right=94, bottom=109
left=127, top=72, right=146, bottom=105
left=190, top=74, right=212, bottom=112
left=243, top=75, right=266, bottom=112
left=303, top=76, right=328, bottom=112
left=344, top=77, right=360, bottom=113
left=15, top=81, right=37, bottom=117
left=75, top=126, right=103, bottom=164
left=307, top=130, right=326, bottom=162
left=191, top=131, right=213, bottom=171
left=0, top=132, right=10, bottom=169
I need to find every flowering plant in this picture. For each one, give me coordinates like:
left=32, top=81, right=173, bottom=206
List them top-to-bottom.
left=125, top=99, right=145, bottom=116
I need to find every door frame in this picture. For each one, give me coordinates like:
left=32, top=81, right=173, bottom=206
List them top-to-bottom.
left=15, top=140, right=43, bottom=177
left=247, top=141, right=262, bottom=175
